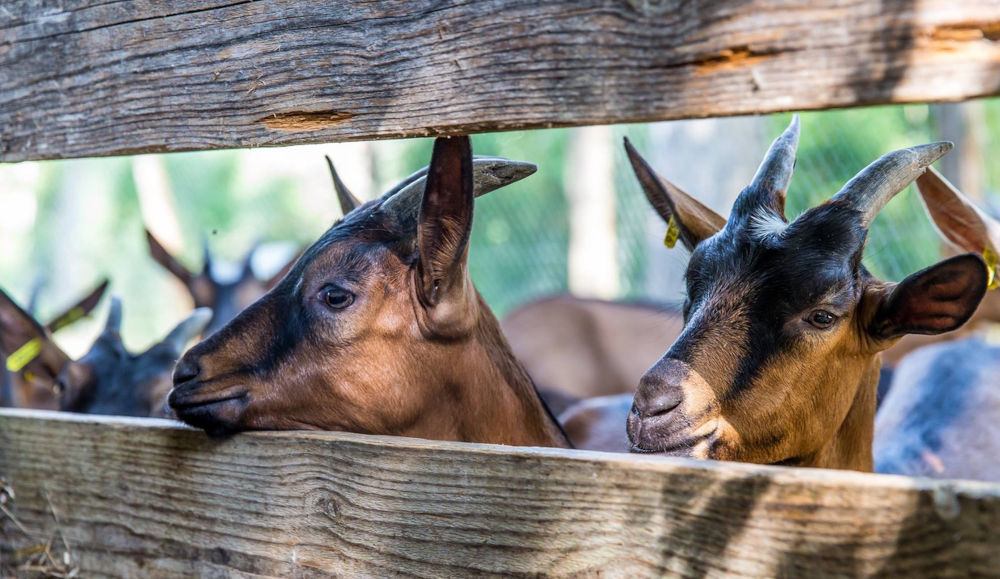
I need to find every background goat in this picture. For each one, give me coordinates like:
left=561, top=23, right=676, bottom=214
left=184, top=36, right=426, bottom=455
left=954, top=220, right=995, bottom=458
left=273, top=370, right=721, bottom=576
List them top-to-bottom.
left=874, top=168, right=1000, bottom=481
left=0, top=280, right=108, bottom=409
left=56, top=297, right=210, bottom=417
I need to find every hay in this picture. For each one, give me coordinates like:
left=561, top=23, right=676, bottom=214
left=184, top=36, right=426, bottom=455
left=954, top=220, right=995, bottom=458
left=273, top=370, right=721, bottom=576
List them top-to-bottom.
left=0, top=479, right=78, bottom=578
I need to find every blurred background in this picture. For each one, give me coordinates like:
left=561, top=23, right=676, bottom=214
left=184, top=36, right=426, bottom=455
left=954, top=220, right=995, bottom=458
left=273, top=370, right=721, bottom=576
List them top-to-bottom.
left=1, top=101, right=997, bottom=357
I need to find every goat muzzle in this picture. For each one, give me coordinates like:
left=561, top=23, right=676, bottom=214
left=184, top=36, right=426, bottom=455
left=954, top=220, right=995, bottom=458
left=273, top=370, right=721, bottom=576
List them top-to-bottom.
left=168, top=354, right=249, bottom=437
left=627, top=358, right=718, bottom=457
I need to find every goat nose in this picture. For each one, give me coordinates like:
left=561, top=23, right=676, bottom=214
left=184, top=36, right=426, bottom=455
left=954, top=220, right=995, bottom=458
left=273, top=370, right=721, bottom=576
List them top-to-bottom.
left=173, top=356, right=201, bottom=385
left=634, top=359, right=690, bottom=419
left=633, top=379, right=682, bottom=419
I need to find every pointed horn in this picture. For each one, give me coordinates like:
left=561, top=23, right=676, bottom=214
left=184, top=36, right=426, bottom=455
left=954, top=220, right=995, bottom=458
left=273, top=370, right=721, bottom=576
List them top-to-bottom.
left=740, top=114, right=800, bottom=217
left=831, top=141, right=953, bottom=227
left=326, top=155, right=363, bottom=215
left=380, top=156, right=537, bottom=223
left=104, top=296, right=123, bottom=335
left=162, top=307, right=212, bottom=352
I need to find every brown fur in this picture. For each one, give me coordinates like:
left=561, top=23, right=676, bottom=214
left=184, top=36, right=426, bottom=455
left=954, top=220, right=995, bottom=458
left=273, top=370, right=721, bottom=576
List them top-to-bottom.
left=501, top=296, right=685, bottom=402
left=559, top=393, right=632, bottom=452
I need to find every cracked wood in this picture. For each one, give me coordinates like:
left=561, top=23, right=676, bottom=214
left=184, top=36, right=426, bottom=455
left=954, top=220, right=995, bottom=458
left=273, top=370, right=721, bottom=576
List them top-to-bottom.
left=1, top=1, right=1000, bottom=161
left=1, top=409, right=1000, bottom=577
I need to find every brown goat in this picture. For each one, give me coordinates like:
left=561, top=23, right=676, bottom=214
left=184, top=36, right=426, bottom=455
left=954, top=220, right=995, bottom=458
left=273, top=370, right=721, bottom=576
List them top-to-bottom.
left=623, top=117, right=987, bottom=471
left=169, top=138, right=570, bottom=447
left=873, top=168, right=1000, bottom=481
left=0, top=280, right=108, bottom=409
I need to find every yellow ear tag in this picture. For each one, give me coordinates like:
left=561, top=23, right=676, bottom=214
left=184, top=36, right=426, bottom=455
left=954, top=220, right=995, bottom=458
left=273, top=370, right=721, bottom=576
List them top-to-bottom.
left=663, top=216, right=680, bottom=249
left=985, top=247, right=999, bottom=290
left=6, top=338, right=42, bottom=372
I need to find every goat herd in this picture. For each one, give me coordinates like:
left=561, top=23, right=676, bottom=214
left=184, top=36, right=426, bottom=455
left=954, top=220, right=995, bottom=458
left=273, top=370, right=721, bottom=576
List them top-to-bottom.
left=3, top=116, right=999, bottom=483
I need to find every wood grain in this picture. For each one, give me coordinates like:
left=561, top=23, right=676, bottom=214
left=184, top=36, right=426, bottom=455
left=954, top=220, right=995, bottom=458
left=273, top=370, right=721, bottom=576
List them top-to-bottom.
left=3, top=1, right=1000, bottom=161
left=2, top=409, right=1000, bottom=577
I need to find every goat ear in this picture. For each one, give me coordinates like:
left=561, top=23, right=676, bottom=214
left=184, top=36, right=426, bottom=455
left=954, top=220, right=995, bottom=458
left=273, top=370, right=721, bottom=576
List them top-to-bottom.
left=416, top=136, right=475, bottom=328
left=624, top=138, right=726, bottom=250
left=917, top=167, right=1000, bottom=257
left=146, top=229, right=194, bottom=286
left=869, top=253, right=988, bottom=341
left=45, top=278, right=109, bottom=333
left=0, top=288, right=47, bottom=358
left=0, top=289, right=68, bottom=380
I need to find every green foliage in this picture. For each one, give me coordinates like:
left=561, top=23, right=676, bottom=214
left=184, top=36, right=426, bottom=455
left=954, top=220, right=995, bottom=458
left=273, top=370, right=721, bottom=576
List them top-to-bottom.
left=775, top=106, right=948, bottom=282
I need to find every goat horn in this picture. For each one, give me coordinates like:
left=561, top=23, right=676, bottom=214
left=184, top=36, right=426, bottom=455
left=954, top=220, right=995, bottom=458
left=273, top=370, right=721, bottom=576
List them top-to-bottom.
left=731, top=115, right=800, bottom=222
left=831, top=141, right=953, bottom=227
left=326, top=155, right=363, bottom=214
left=379, top=156, right=537, bottom=222
left=104, top=296, right=123, bottom=335
left=162, top=307, right=212, bottom=352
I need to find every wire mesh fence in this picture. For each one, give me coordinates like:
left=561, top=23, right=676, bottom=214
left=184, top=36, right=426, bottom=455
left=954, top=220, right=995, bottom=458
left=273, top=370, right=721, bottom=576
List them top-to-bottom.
left=0, top=100, right=997, bottom=353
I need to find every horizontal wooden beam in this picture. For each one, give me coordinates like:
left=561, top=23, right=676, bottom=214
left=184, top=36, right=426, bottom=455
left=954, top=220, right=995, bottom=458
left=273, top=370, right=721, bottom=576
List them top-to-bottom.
left=2, top=1, right=1000, bottom=161
left=1, top=410, right=999, bottom=577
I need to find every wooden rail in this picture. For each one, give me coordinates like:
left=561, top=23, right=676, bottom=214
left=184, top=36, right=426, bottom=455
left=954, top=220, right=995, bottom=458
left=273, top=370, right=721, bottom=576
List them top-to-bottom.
left=3, top=0, right=1000, bottom=161
left=2, top=409, right=999, bottom=577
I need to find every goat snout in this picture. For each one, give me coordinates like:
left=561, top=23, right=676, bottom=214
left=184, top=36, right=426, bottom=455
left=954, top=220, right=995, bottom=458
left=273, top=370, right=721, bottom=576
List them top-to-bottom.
left=167, top=351, right=250, bottom=437
left=172, top=356, right=201, bottom=385
left=627, top=359, right=717, bottom=456
left=632, top=382, right=682, bottom=419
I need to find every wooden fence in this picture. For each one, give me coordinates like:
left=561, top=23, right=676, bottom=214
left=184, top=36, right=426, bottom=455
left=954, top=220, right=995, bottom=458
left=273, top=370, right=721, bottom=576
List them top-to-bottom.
left=3, top=1, right=1000, bottom=161
left=4, top=1, right=1000, bottom=576
left=2, top=409, right=1000, bottom=577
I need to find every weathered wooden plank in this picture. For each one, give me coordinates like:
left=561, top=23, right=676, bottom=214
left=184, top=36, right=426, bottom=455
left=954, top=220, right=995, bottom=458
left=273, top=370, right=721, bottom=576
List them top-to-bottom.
left=2, top=1, right=1000, bottom=162
left=1, top=410, right=999, bottom=577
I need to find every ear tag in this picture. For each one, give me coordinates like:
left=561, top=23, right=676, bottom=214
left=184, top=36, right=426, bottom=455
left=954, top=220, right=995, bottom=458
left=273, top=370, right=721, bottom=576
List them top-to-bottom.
left=663, top=216, right=680, bottom=249
left=984, top=247, right=999, bottom=291
left=6, top=338, right=42, bottom=372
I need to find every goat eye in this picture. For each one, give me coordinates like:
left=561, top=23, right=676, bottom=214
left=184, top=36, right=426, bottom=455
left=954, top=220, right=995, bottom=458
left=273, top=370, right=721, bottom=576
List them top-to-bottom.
left=321, top=286, right=354, bottom=310
left=806, top=310, right=836, bottom=329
